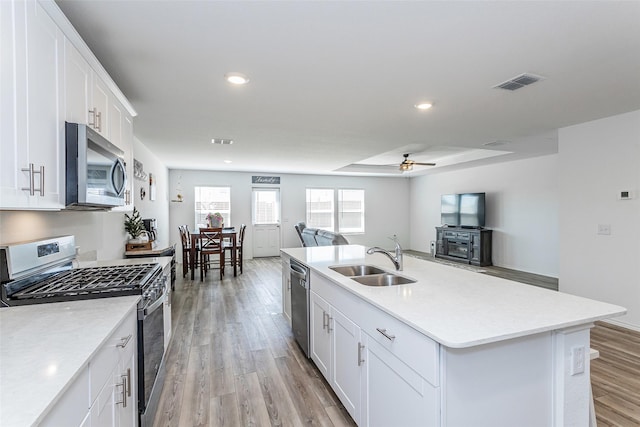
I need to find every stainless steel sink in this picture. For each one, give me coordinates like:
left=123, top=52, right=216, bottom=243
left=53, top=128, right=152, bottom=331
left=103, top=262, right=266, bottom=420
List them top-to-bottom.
left=329, top=264, right=386, bottom=277
left=352, top=273, right=416, bottom=287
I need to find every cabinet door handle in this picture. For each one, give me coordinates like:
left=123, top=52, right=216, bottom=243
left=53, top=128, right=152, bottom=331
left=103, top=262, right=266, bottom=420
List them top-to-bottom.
left=88, top=108, right=97, bottom=128
left=96, top=111, right=102, bottom=132
left=21, top=163, right=35, bottom=195
left=20, top=164, right=45, bottom=196
left=38, top=165, right=44, bottom=196
left=322, top=311, right=328, bottom=330
left=327, top=316, right=333, bottom=333
left=376, top=328, right=396, bottom=341
left=116, top=334, right=132, bottom=348
left=357, top=342, right=365, bottom=366
left=125, top=367, right=131, bottom=397
left=115, top=375, right=127, bottom=407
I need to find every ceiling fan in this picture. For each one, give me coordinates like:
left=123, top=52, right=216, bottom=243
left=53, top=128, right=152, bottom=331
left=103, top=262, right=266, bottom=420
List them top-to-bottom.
left=397, top=153, right=436, bottom=171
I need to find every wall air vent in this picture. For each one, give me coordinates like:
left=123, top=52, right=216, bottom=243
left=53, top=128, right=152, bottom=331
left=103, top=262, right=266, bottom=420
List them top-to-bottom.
left=494, top=73, right=545, bottom=91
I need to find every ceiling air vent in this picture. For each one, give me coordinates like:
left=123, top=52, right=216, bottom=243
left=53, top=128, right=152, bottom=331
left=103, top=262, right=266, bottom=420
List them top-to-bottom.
left=494, top=73, right=544, bottom=91
left=211, top=138, right=234, bottom=145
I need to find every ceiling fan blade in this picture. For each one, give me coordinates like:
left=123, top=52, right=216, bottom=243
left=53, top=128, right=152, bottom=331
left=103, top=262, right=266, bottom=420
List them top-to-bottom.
left=412, top=162, right=436, bottom=166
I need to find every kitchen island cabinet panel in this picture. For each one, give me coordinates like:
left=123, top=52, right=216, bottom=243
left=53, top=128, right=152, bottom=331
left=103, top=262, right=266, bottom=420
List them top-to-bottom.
left=310, top=291, right=332, bottom=379
left=331, top=307, right=362, bottom=424
left=361, top=333, right=439, bottom=427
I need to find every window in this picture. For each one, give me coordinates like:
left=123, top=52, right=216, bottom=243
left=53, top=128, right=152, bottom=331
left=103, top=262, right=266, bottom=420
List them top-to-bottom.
left=194, top=186, right=231, bottom=228
left=253, top=188, right=280, bottom=224
left=306, top=188, right=365, bottom=233
left=306, top=188, right=335, bottom=231
left=338, top=189, right=365, bottom=233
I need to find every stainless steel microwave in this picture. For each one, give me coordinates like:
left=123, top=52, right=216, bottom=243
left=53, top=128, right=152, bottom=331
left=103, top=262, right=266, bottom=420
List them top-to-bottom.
left=65, top=122, right=127, bottom=209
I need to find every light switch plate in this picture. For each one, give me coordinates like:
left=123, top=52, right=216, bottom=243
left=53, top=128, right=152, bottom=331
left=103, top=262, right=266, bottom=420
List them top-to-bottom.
left=597, top=224, right=611, bottom=235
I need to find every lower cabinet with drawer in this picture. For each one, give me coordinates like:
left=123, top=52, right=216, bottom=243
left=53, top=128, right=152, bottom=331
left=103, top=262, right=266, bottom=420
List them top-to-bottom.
left=309, top=272, right=440, bottom=426
left=39, top=306, right=138, bottom=427
left=89, top=307, right=138, bottom=427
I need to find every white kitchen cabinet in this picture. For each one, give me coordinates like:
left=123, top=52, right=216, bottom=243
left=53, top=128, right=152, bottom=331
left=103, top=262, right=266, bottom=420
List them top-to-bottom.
left=0, top=0, right=65, bottom=210
left=64, top=37, right=91, bottom=126
left=90, top=73, right=110, bottom=137
left=110, top=101, right=134, bottom=211
left=281, top=256, right=292, bottom=323
left=309, top=270, right=440, bottom=426
left=310, top=290, right=362, bottom=424
left=310, top=291, right=332, bottom=378
left=39, top=306, right=138, bottom=427
left=331, top=307, right=362, bottom=424
left=89, top=308, right=138, bottom=427
left=360, top=333, right=439, bottom=427
left=116, top=349, right=137, bottom=427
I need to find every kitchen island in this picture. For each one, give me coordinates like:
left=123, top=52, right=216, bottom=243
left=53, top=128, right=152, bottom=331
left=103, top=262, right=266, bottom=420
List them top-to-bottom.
left=281, top=245, right=626, bottom=427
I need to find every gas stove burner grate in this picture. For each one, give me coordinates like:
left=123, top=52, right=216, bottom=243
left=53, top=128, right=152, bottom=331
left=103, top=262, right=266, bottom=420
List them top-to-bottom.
left=9, top=263, right=160, bottom=301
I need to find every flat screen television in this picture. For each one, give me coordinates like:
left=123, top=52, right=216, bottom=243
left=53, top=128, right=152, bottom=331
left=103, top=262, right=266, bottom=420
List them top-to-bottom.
left=440, top=192, right=486, bottom=228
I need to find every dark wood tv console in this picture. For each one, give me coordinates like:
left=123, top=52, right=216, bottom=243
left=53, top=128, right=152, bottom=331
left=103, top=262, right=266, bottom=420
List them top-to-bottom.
left=435, top=227, right=492, bottom=267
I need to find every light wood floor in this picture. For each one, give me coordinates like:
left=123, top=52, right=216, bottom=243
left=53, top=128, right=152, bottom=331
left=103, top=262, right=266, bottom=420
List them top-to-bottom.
left=153, top=257, right=355, bottom=427
left=154, top=257, right=639, bottom=427
left=591, top=321, right=640, bottom=426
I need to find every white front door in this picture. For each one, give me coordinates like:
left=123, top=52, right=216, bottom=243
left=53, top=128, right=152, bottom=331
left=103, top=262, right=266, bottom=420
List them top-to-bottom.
left=252, top=188, right=281, bottom=257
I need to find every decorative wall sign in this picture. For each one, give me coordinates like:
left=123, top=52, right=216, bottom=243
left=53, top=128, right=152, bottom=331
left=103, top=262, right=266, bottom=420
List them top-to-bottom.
left=134, top=159, right=148, bottom=181
left=252, top=176, right=280, bottom=184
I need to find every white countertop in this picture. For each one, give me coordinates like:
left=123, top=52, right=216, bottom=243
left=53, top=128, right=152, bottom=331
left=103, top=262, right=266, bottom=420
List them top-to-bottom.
left=282, top=245, right=626, bottom=348
left=0, top=296, right=140, bottom=427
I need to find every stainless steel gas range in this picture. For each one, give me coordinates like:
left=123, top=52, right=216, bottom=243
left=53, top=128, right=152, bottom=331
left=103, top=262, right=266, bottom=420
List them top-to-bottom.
left=0, top=235, right=167, bottom=427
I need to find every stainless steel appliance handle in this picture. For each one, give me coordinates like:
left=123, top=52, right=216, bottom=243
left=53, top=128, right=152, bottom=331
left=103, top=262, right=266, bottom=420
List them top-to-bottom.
left=290, top=263, right=307, bottom=277
left=144, top=294, right=165, bottom=317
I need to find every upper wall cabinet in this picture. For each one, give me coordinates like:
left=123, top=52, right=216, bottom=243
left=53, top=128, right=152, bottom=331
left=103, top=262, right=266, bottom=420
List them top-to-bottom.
left=0, top=0, right=65, bottom=210
left=1, top=0, right=137, bottom=211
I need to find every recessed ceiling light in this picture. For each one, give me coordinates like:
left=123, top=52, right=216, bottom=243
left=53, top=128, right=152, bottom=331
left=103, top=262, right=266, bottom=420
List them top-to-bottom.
left=224, top=72, right=249, bottom=85
left=414, top=102, right=433, bottom=110
left=211, top=138, right=234, bottom=145
left=224, top=160, right=232, bottom=164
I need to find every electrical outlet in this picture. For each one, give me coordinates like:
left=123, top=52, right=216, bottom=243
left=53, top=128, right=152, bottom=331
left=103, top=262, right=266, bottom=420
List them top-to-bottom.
left=597, top=224, right=611, bottom=235
left=571, top=345, right=585, bottom=376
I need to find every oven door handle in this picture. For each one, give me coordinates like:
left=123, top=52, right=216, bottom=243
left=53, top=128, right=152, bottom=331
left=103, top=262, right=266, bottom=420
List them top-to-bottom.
left=142, top=293, right=165, bottom=318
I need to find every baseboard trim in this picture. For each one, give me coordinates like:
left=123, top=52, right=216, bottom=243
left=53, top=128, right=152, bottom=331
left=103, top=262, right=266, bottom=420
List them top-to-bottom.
left=601, top=318, right=640, bottom=333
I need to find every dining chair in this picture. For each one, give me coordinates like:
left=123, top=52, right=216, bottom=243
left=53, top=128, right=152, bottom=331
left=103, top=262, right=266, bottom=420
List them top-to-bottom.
left=224, top=224, right=246, bottom=275
left=178, top=225, right=190, bottom=278
left=198, top=227, right=224, bottom=281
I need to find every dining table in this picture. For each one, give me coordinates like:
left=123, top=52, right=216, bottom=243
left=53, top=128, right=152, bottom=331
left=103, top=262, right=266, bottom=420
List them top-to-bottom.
left=190, top=227, right=237, bottom=280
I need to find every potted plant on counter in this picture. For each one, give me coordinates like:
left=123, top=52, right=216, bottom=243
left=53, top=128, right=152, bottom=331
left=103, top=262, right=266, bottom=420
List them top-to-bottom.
left=124, top=207, right=147, bottom=243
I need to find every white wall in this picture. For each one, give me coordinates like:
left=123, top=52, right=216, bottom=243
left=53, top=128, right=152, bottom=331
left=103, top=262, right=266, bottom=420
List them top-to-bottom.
left=559, top=110, right=640, bottom=329
left=131, top=137, right=170, bottom=248
left=409, top=155, right=559, bottom=277
left=168, top=170, right=411, bottom=259
left=0, top=209, right=128, bottom=260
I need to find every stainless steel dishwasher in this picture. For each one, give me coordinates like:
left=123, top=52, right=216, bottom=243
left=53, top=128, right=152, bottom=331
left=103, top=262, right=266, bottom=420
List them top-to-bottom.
left=290, top=259, right=310, bottom=357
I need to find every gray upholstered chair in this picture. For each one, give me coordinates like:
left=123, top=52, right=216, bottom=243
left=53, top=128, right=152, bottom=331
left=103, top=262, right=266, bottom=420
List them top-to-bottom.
left=294, top=221, right=306, bottom=246
left=301, top=228, right=318, bottom=247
